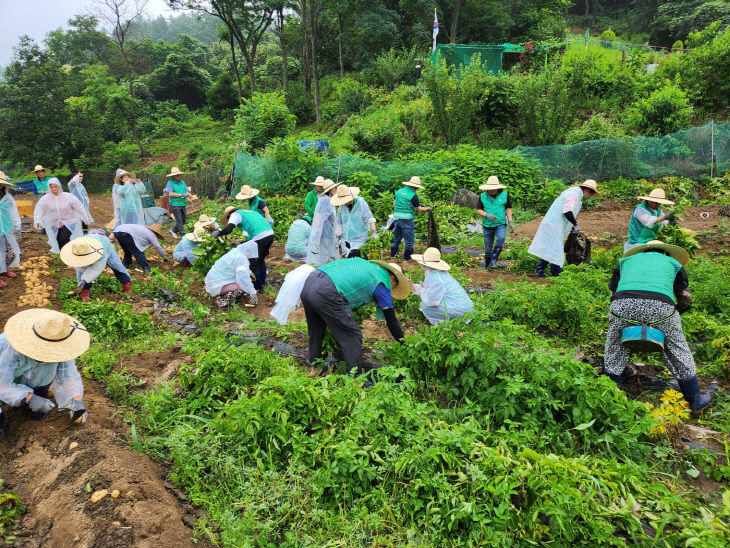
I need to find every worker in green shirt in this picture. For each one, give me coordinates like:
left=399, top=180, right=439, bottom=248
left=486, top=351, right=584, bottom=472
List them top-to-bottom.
left=32, top=164, right=50, bottom=195
left=165, top=167, right=191, bottom=238
left=305, top=175, right=325, bottom=217
left=390, top=176, right=431, bottom=261
left=476, top=176, right=514, bottom=268
left=236, top=184, right=272, bottom=223
left=624, top=188, right=675, bottom=253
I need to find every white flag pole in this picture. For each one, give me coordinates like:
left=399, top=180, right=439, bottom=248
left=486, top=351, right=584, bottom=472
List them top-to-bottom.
left=432, top=8, right=438, bottom=54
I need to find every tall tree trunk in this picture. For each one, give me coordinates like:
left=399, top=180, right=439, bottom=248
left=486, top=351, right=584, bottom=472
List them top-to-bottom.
left=308, top=0, right=322, bottom=122
left=450, top=0, right=461, bottom=44
left=591, top=0, right=599, bottom=26
left=301, top=4, right=312, bottom=100
left=278, top=10, right=288, bottom=90
left=337, top=12, right=345, bottom=77
left=228, top=34, right=244, bottom=103
left=120, top=43, right=144, bottom=157
left=243, top=52, right=256, bottom=95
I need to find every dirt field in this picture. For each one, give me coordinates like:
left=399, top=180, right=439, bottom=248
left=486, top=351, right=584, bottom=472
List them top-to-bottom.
left=1, top=192, right=725, bottom=545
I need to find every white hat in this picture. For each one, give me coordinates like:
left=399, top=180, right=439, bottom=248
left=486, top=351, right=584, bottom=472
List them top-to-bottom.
left=33, top=165, right=46, bottom=173
left=166, top=167, right=185, bottom=178
left=114, top=168, right=135, bottom=185
left=310, top=175, right=326, bottom=186
left=479, top=175, right=506, bottom=191
left=403, top=176, right=424, bottom=189
left=577, top=179, right=600, bottom=197
left=235, top=184, right=260, bottom=200
left=329, top=185, right=361, bottom=207
left=638, top=188, right=675, bottom=205
left=185, top=227, right=206, bottom=243
left=60, top=237, right=105, bottom=268
left=411, top=247, right=450, bottom=271
left=5, top=309, right=90, bottom=362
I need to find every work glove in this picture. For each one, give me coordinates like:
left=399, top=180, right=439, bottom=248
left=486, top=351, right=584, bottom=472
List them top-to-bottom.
left=183, top=193, right=191, bottom=198
left=484, top=213, right=497, bottom=221
left=665, top=213, right=676, bottom=224
left=508, top=221, right=515, bottom=232
left=571, top=224, right=582, bottom=234
left=211, top=230, right=221, bottom=238
left=370, top=231, right=379, bottom=240
left=248, top=292, right=258, bottom=306
left=27, top=394, right=55, bottom=414
left=70, top=399, right=88, bottom=424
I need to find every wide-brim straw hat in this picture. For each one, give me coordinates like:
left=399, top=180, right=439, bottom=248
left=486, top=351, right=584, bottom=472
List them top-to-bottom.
left=33, top=165, right=46, bottom=173
left=166, top=166, right=185, bottom=178
left=114, top=169, right=135, bottom=185
left=0, top=171, right=16, bottom=188
left=310, top=175, right=326, bottom=187
left=479, top=175, right=506, bottom=191
left=403, top=176, right=424, bottom=189
left=320, top=179, right=340, bottom=194
left=577, top=179, right=601, bottom=197
left=235, top=184, right=260, bottom=200
left=329, top=185, right=361, bottom=207
left=638, top=188, right=675, bottom=205
left=221, top=206, right=238, bottom=226
left=197, top=214, right=216, bottom=227
left=147, top=223, right=165, bottom=239
left=185, top=227, right=206, bottom=243
left=60, top=237, right=105, bottom=268
left=623, top=239, right=689, bottom=267
left=411, top=247, right=451, bottom=271
left=370, top=260, right=411, bottom=300
left=5, top=309, right=90, bottom=362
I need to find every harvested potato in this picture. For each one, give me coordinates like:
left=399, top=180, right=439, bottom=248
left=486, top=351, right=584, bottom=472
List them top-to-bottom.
left=69, top=441, right=78, bottom=450
left=90, top=489, right=108, bottom=503
left=111, top=490, right=120, bottom=499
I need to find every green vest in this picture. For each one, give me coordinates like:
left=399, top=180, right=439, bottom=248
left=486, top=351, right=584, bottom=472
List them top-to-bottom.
left=35, top=177, right=49, bottom=193
left=168, top=179, right=187, bottom=207
left=394, top=187, right=416, bottom=220
left=304, top=189, right=318, bottom=217
left=479, top=191, right=508, bottom=228
left=247, top=196, right=266, bottom=217
left=627, top=203, right=663, bottom=244
left=234, top=209, right=272, bottom=238
left=616, top=252, right=681, bottom=302
left=319, top=258, right=392, bottom=309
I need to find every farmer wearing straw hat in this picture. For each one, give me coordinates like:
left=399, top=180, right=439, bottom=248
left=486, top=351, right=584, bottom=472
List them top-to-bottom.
left=32, top=165, right=51, bottom=195
left=165, top=167, right=191, bottom=238
left=112, top=168, right=146, bottom=228
left=0, top=171, right=21, bottom=288
left=67, top=172, right=93, bottom=231
left=305, top=176, right=325, bottom=217
left=391, top=176, right=431, bottom=261
left=477, top=176, right=514, bottom=269
left=33, top=178, right=91, bottom=253
left=306, top=178, right=341, bottom=266
left=528, top=179, right=600, bottom=277
left=236, top=184, right=273, bottom=224
left=332, top=185, right=377, bottom=258
left=625, top=188, right=675, bottom=252
left=214, top=206, right=275, bottom=291
left=196, top=214, right=218, bottom=231
left=284, top=215, right=312, bottom=262
left=112, top=223, right=167, bottom=274
left=173, top=226, right=205, bottom=268
left=60, top=235, right=132, bottom=302
left=204, top=240, right=259, bottom=308
left=604, top=240, right=711, bottom=411
left=410, top=248, right=474, bottom=325
left=300, top=258, right=409, bottom=379
left=0, top=309, right=91, bottom=438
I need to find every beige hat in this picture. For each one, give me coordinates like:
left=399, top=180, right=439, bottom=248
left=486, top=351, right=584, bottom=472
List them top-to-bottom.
left=33, top=165, right=46, bottom=173
left=166, top=167, right=185, bottom=178
left=114, top=169, right=135, bottom=185
left=0, top=171, right=16, bottom=188
left=310, top=175, right=326, bottom=187
left=479, top=175, right=506, bottom=191
left=403, top=176, right=424, bottom=189
left=321, top=179, right=341, bottom=194
left=577, top=179, right=600, bottom=197
left=235, top=184, right=260, bottom=200
left=329, top=185, right=361, bottom=207
left=638, top=188, right=675, bottom=206
left=220, top=206, right=238, bottom=226
left=197, top=214, right=217, bottom=227
left=147, top=223, right=165, bottom=239
left=185, top=227, right=206, bottom=243
left=60, top=237, right=105, bottom=268
left=623, top=239, right=689, bottom=267
left=411, top=247, right=451, bottom=271
left=370, top=260, right=411, bottom=300
left=5, top=309, right=90, bottom=362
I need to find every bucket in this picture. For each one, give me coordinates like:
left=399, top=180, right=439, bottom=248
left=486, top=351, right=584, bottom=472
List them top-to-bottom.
left=621, top=325, right=665, bottom=353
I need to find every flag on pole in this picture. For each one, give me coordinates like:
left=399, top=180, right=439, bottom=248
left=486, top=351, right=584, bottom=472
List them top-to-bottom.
left=432, top=8, right=439, bottom=53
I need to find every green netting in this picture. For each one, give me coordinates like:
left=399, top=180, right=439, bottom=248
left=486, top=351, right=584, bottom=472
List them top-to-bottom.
left=430, top=44, right=509, bottom=75
left=514, top=122, right=730, bottom=181
left=234, top=153, right=449, bottom=193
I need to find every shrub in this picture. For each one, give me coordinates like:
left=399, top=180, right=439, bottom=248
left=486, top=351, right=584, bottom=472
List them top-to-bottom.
left=599, top=29, right=617, bottom=42
left=364, top=46, right=421, bottom=90
left=513, top=69, right=576, bottom=145
left=207, top=72, right=239, bottom=120
left=334, top=77, right=372, bottom=115
left=627, top=85, right=693, bottom=137
left=232, top=92, right=296, bottom=153
left=348, top=112, right=400, bottom=157
left=565, top=114, right=627, bottom=144
left=192, top=233, right=234, bottom=276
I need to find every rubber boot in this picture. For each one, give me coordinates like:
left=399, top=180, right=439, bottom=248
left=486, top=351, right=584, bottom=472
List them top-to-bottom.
left=490, top=245, right=504, bottom=268
left=403, top=247, right=413, bottom=261
left=484, top=254, right=490, bottom=270
left=535, top=260, right=547, bottom=277
left=549, top=263, right=562, bottom=277
left=2, top=271, right=17, bottom=278
left=0, top=280, right=7, bottom=289
left=122, top=282, right=132, bottom=293
left=80, top=289, right=91, bottom=302
left=605, top=372, right=622, bottom=389
left=677, top=376, right=712, bottom=411
left=0, top=411, right=4, bottom=439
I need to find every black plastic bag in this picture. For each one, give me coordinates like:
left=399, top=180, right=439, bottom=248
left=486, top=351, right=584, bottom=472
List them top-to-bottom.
left=426, top=210, right=441, bottom=251
left=564, top=230, right=591, bottom=265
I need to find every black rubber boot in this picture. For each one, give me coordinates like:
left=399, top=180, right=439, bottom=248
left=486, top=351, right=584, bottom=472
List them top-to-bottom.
left=606, top=372, right=622, bottom=389
left=677, top=376, right=712, bottom=411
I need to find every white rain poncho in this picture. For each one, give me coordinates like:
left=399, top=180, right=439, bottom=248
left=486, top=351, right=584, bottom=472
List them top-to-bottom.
left=67, top=174, right=94, bottom=223
left=113, top=181, right=146, bottom=228
left=33, top=184, right=90, bottom=253
left=528, top=186, right=584, bottom=267
left=0, top=191, right=21, bottom=272
left=306, top=194, right=338, bottom=266
left=337, top=197, right=375, bottom=256
left=284, top=218, right=311, bottom=261
left=173, top=237, right=198, bottom=264
left=204, top=241, right=259, bottom=297
left=270, top=264, right=316, bottom=325
left=413, top=269, right=474, bottom=325
left=0, top=334, right=84, bottom=409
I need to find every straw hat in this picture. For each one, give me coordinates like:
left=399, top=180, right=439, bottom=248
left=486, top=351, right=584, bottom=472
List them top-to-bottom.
left=33, top=165, right=46, bottom=173
left=166, top=166, right=185, bottom=178
left=114, top=168, right=135, bottom=185
left=0, top=171, right=16, bottom=188
left=310, top=175, right=326, bottom=187
left=479, top=175, right=506, bottom=191
left=403, top=176, right=424, bottom=189
left=321, top=179, right=340, bottom=194
left=577, top=179, right=600, bottom=197
left=235, top=184, right=260, bottom=200
left=329, top=185, right=361, bottom=207
left=638, top=188, right=675, bottom=206
left=220, top=206, right=239, bottom=226
left=197, top=214, right=216, bottom=227
left=146, top=223, right=165, bottom=239
left=185, top=227, right=206, bottom=243
left=60, top=237, right=105, bottom=268
left=623, top=239, right=689, bottom=267
left=411, top=247, right=450, bottom=271
left=370, top=260, right=410, bottom=300
left=5, top=309, right=90, bottom=362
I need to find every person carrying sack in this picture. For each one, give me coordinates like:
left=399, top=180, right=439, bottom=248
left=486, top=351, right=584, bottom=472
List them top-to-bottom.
left=165, top=167, right=191, bottom=238
left=390, top=176, right=430, bottom=261
left=476, top=176, right=514, bottom=269
left=332, top=185, right=377, bottom=258
left=625, top=188, right=675, bottom=252
left=112, top=223, right=167, bottom=274
left=60, top=234, right=132, bottom=302
left=604, top=240, right=711, bottom=411
left=0, top=309, right=91, bottom=438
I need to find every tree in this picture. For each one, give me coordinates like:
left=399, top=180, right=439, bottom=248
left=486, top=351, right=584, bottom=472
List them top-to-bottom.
left=94, top=0, right=150, bottom=157
left=271, top=0, right=294, bottom=89
left=45, top=15, right=115, bottom=67
left=217, top=25, right=244, bottom=103
left=146, top=52, right=213, bottom=108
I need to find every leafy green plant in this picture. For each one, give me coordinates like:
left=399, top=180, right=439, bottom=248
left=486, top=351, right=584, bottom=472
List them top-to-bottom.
left=627, top=85, right=693, bottom=137
left=232, top=92, right=296, bottom=153
left=192, top=233, right=233, bottom=276
left=62, top=299, right=152, bottom=342
left=0, top=480, right=25, bottom=544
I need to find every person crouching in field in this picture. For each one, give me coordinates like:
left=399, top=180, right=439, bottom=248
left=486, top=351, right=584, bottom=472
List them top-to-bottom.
left=625, top=188, right=675, bottom=253
left=285, top=215, right=312, bottom=262
left=112, top=223, right=167, bottom=275
left=173, top=226, right=205, bottom=268
left=204, top=241, right=259, bottom=308
left=410, top=248, right=473, bottom=325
